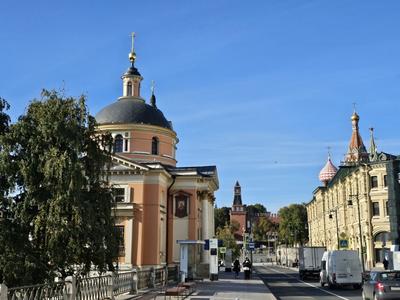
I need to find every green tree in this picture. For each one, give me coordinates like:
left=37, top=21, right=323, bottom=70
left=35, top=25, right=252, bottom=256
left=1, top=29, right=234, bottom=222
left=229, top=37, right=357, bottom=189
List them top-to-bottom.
left=0, top=90, right=118, bottom=285
left=247, top=203, right=267, bottom=217
left=278, top=203, right=308, bottom=246
left=214, top=206, right=230, bottom=231
left=253, top=216, right=277, bottom=241
left=216, top=224, right=240, bottom=259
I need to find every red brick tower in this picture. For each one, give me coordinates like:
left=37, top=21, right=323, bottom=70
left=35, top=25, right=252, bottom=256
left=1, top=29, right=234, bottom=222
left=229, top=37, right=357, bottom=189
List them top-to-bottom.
left=230, top=181, right=247, bottom=240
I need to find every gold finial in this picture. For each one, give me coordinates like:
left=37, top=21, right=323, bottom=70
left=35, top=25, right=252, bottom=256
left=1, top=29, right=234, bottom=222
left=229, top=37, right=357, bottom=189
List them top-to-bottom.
left=129, top=32, right=136, bottom=63
left=151, top=80, right=155, bottom=95
left=352, top=102, right=357, bottom=113
left=327, top=146, right=331, bottom=159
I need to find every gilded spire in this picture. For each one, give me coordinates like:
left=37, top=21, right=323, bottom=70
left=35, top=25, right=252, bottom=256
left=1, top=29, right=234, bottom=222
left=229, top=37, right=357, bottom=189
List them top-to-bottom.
left=129, top=32, right=136, bottom=64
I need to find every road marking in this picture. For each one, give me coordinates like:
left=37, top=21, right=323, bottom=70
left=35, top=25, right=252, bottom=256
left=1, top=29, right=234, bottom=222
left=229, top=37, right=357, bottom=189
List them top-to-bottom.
left=265, top=266, right=352, bottom=300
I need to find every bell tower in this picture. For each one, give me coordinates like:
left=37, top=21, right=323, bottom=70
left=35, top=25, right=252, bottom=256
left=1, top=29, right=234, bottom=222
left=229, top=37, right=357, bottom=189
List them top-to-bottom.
left=121, top=32, right=143, bottom=98
left=230, top=181, right=247, bottom=239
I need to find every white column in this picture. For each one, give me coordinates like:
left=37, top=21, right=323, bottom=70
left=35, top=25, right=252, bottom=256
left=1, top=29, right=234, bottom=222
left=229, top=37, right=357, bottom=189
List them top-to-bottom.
left=202, top=195, right=210, bottom=263
left=125, top=219, right=133, bottom=266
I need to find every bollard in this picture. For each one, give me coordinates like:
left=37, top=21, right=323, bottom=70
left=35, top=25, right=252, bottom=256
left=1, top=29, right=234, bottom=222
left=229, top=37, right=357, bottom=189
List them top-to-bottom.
left=0, top=283, right=8, bottom=300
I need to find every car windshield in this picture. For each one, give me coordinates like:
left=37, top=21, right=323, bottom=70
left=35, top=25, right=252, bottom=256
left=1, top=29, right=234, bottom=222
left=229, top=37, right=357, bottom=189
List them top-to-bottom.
left=379, top=272, right=400, bottom=281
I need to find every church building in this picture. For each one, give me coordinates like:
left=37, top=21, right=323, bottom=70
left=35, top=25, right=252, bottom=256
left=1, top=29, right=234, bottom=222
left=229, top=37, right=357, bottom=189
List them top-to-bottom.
left=95, top=35, right=219, bottom=269
left=307, top=110, right=400, bottom=269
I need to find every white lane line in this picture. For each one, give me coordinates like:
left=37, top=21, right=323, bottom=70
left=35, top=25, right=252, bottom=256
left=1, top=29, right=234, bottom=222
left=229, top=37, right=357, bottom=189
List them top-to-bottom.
left=266, top=266, right=352, bottom=300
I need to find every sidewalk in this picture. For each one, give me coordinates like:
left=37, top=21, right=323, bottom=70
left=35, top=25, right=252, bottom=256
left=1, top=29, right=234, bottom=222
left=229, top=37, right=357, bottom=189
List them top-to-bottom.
left=152, top=270, right=277, bottom=300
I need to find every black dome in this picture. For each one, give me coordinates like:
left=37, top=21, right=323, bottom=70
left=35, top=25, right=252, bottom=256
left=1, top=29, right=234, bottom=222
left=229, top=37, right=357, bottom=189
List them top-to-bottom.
left=95, top=97, right=172, bottom=130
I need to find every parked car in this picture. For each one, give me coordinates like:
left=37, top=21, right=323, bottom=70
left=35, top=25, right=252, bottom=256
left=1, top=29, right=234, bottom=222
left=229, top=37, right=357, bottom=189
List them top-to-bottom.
left=320, top=250, right=362, bottom=289
left=362, top=270, right=400, bottom=300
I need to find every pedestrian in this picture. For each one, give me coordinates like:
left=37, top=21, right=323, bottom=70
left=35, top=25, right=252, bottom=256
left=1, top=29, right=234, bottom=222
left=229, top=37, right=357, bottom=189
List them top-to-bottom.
left=243, top=257, right=252, bottom=279
left=383, top=257, right=389, bottom=270
left=233, top=258, right=240, bottom=278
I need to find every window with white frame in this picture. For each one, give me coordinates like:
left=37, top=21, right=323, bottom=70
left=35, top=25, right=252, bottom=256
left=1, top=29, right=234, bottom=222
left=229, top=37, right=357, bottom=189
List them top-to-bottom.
left=113, top=132, right=130, bottom=153
left=113, top=188, right=125, bottom=202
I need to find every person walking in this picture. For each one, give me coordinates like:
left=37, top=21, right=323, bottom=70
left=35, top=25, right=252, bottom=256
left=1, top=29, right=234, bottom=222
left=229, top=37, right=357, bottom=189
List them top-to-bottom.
left=243, top=257, right=252, bottom=280
left=383, top=257, right=389, bottom=270
left=233, top=258, right=240, bottom=278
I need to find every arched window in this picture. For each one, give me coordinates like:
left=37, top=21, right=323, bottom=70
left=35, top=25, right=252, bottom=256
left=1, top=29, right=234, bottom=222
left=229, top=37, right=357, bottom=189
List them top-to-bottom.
left=127, top=82, right=132, bottom=96
left=114, top=134, right=123, bottom=153
left=151, top=137, right=159, bottom=155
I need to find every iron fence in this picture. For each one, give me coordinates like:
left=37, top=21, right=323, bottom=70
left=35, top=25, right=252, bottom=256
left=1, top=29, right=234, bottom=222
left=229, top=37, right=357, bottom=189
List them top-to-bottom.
left=137, top=269, right=151, bottom=290
left=76, top=275, right=110, bottom=300
left=8, top=281, right=66, bottom=300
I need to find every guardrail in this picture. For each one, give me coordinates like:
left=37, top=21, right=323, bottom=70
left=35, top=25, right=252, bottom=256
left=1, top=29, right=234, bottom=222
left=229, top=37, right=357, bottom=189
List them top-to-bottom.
left=0, top=265, right=179, bottom=300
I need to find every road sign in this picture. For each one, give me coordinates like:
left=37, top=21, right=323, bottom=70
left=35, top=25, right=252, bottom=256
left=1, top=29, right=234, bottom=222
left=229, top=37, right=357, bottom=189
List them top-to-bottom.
left=339, top=239, right=348, bottom=248
left=248, top=242, right=255, bottom=250
left=219, top=247, right=226, bottom=254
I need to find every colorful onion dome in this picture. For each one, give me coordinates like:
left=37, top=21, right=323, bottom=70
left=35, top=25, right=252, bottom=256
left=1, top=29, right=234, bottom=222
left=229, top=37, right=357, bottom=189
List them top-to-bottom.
left=319, top=155, right=338, bottom=184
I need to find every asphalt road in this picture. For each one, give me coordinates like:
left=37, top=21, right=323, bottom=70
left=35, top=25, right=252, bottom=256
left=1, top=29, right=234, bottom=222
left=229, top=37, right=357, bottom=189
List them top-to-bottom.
left=255, top=264, right=363, bottom=300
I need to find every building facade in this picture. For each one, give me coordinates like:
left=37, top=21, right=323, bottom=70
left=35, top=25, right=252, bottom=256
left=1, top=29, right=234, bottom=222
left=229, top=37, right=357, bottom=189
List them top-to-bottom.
left=95, top=37, right=219, bottom=269
left=307, top=111, right=400, bottom=270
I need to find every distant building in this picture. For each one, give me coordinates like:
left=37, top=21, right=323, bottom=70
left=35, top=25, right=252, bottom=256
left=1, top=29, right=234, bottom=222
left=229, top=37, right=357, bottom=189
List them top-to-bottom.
left=95, top=37, right=219, bottom=269
left=306, top=110, right=400, bottom=269
left=229, top=181, right=279, bottom=247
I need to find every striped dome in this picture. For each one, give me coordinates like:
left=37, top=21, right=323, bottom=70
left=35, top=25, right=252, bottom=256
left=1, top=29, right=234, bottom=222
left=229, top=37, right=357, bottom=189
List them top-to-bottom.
left=319, top=156, right=338, bottom=184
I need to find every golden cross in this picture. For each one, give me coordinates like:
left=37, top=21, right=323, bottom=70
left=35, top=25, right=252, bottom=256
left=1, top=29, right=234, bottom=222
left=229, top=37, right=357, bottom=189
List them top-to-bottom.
left=151, top=80, right=155, bottom=94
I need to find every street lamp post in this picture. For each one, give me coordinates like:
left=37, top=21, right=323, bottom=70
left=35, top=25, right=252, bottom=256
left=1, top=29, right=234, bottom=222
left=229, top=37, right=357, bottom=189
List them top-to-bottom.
left=348, top=195, right=365, bottom=273
left=329, top=209, right=340, bottom=250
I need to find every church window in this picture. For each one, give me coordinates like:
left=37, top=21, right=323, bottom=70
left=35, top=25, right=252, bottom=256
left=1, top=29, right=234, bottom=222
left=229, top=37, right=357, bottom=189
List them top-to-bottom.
left=127, top=82, right=132, bottom=96
left=114, top=134, right=123, bottom=153
left=152, top=137, right=159, bottom=155
left=124, top=139, right=129, bottom=152
left=384, top=175, right=387, bottom=187
left=371, top=176, right=378, bottom=188
left=113, top=188, right=125, bottom=202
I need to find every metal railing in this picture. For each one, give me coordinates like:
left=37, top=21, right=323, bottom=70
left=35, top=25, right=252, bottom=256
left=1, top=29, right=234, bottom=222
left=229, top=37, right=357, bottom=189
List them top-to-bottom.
left=0, top=266, right=176, bottom=300
left=137, top=269, right=151, bottom=290
left=113, top=271, right=136, bottom=296
left=76, top=275, right=111, bottom=300
left=7, top=281, right=66, bottom=300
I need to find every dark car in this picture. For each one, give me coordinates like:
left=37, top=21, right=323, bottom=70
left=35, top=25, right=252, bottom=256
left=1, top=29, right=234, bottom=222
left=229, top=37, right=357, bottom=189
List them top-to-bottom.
left=362, top=270, right=400, bottom=300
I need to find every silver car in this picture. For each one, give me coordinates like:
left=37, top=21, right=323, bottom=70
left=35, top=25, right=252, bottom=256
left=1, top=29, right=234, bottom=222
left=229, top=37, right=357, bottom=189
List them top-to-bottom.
left=362, top=270, right=400, bottom=300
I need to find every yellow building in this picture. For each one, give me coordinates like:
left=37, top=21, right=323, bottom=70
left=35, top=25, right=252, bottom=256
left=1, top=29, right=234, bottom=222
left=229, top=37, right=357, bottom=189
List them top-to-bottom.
left=95, top=36, right=218, bottom=272
left=307, top=111, right=400, bottom=270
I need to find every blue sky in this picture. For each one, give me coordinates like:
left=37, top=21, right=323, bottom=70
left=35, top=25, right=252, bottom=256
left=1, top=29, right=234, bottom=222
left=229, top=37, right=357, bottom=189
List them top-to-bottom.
left=1, top=1, right=400, bottom=212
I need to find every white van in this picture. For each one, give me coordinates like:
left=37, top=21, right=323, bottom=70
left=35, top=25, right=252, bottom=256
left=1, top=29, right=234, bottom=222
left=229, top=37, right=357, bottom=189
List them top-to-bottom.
left=319, top=250, right=362, bottom=289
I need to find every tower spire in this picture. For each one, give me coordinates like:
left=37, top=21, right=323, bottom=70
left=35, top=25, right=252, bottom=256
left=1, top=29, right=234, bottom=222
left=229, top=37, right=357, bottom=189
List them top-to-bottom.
left=121, top=32, right=143, bottom=99
left=129, top=32, right=137, bottom=64
left=150, top=80, right=157, bottom=108
left=344, top=108, right=368, bottom=164
left=369, top=127, right=378, bottom=161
